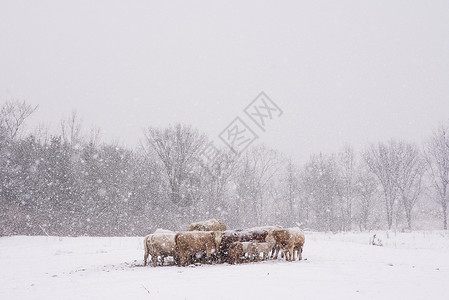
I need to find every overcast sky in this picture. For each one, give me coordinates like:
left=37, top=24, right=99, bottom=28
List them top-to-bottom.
left=1, top=0, right=448, bottom=163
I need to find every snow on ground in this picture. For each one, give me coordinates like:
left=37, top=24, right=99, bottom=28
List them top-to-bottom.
left=1, top=231, right=449, bottom=300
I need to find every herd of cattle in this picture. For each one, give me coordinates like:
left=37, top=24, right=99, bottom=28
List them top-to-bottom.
left=143, top=218, right=306, bottom=267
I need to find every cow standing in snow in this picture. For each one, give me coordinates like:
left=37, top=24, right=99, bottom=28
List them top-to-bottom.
left=272, top=227, right=305, bottom=261
left=144, top=229, right=177, bottom=266
left=174, top=231, right=223, bottom=266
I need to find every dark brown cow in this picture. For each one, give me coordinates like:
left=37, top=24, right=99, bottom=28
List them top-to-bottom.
left=217, top=229, right=268, bottom=263
left=236, top=229, right=268, bottom=243
left=218, top=231, right=239, bottom=262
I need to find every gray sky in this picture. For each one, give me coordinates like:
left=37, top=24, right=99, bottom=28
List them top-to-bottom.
left=1, top=0, right=448, bottom=163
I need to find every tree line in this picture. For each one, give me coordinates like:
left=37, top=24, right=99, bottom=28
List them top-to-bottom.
left=1, top=100, right=448, bottom=236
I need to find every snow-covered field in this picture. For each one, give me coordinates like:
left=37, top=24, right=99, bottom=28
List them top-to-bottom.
left=1, top=231, right=449, bottom=300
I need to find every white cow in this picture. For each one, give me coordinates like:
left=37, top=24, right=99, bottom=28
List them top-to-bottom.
left=143, top=230, right=177, bottom=266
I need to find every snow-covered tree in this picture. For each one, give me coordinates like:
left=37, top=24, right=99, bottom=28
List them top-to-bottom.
left=424, top=124, right=449, bottom=230
left=363, top=141, right=400, bottom=230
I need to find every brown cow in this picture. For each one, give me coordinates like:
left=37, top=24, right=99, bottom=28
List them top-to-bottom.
left=188, top=218, right=227, bottom=231
left=272, top=227, right=305, bottom=261
left=288, top=228, right=305, bottom=261
left=175, top=231, right=223, bottom=266
left=228, top=242, right=244, bottom=264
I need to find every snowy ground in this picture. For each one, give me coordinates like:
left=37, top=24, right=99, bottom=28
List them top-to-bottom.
left=1, top=231, right=449, bottom=300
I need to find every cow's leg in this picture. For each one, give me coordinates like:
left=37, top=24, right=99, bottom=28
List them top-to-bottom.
left=143, top=238, right=149, bottom=266
left=271, top=244, right=278, bottom=259
left=273, top=246, right=278, bottom=259
left=289, top=246, right=295, bottom=261
left=299, top=246, right=303, bottom=260
left=283, top=248, right=289, bottom=261
left=144, top=250, right=149, bottom=266
left=206, top=250, right=212, bottom=264
left=176, top=252, right=182, bottom=266
left=180, top=253, right=187, bottom=267
left=184, top=253, right=190, bottom=266
left=151, top=254, right=158, bottom=267
left=179, top=255, right=184, bottom=267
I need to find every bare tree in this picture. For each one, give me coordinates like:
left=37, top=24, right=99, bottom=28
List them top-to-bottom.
left=0, top=100, right=37, bottom=141
left=61, top=111, right=83, bottom=146
left=144, top=124, right=206, bottom=207
left=424, top=124, right=449, bottom=229
left=363, top=141, right=400, bottom=229
left=394, top=142, right=426, bottom=230
left=235, top=145, right=280, bottom=226
left=337, top=145, right=356, bottom=231
left=185, top=148, right=238, bottom=222
left=203, top=149, right=238, bottom=209
left=302, top=153, right=339, bottom=231
left=284, top=159, right=299, bottom=226
left=354, top=164, right=378, bottom=231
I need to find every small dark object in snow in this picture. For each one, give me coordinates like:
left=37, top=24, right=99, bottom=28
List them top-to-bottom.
left=370, top=234, right=383, bottom=246
left=388, top=263, right=394, bottom=266
left=436, top=268, right=440, bottom=271
left=267, top=273, right=269, bottom=275
left=51, top=274, right=57, bottom=277
left=142, top=285, right=150, bottom=294
left=356, top=290, right=359, bottom=293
